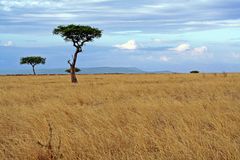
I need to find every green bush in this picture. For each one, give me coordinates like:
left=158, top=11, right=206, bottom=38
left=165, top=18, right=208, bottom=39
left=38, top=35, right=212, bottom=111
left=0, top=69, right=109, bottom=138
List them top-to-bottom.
left=65, top=68, right=81, bottom=73
left=190, top=70, right=200, bottom=74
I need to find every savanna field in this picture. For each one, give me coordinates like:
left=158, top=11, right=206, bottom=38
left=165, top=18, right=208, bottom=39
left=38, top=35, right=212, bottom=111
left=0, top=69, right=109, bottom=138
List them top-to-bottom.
left=0, top=74, right=240, bottom=160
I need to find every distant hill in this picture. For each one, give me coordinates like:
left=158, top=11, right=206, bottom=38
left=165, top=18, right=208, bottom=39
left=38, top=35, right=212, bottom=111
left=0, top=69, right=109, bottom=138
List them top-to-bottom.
left=0, top=67, right=146, bottom=75
left=0, top=67, right=177, bottom=75
left=38, top=67, right=145, bottom=74
left=79, top=67, right=145, bottom=74
left=148, top=70, right=174, bottom=74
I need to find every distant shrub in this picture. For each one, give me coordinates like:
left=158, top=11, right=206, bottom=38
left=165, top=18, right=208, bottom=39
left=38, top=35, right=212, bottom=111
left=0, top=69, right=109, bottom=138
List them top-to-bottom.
left=65, top=68, right=81, bottom=73
left=190, top=70, right=200, bottom=74
left=223, top=72, right=228, bottom=77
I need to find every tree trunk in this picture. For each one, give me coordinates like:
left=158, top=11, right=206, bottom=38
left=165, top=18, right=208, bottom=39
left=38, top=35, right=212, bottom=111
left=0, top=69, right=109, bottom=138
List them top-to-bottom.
left=69, top=48, right=80, bottom=83
left=32, top=65, right=36, bottom=75
left=70, top=66, right=78, bottom=83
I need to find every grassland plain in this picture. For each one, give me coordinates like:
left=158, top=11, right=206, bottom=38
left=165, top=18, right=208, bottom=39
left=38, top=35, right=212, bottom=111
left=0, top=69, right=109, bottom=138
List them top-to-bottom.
left=0, top=74, right=240, bottom=160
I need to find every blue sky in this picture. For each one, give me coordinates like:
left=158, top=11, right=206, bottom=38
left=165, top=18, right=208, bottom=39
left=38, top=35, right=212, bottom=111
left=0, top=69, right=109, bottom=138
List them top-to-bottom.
left=0, top=0, right=240, bottom=72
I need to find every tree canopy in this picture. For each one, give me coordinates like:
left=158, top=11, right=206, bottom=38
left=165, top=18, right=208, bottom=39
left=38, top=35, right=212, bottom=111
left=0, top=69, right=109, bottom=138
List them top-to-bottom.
left=53, top=24, right=102, bottom=49
left=20, top=56, right=46, bottom=66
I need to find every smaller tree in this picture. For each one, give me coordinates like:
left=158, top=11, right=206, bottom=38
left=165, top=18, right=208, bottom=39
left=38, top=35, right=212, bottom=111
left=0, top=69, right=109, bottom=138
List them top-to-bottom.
left=20, top=56, right=46, bottom=75
left=65, top=67, right=81, bottom=73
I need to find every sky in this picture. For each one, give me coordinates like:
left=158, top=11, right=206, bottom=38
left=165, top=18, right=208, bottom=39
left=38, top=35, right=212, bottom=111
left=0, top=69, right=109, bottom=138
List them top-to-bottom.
left=0, top=0, right=240, bottom=72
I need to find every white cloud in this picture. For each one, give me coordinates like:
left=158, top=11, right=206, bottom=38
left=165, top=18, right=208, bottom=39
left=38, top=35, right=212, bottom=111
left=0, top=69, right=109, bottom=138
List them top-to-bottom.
left=0, top=0, right=59, bottom=11
left=0, top=0, right=113, bottom=11
left=23, top=13, right=77, bottom=19
left=184, top=19, right=240, bottom=27
left=111, top=30, right=142, bottom=35
left=152, top=38, right=163, bottom=43
left=114, top=40, right=138, bottom=50
left=3, top=41, right=14, bottom=47
left=170, top=43, right=190, bottom=52
left=170, top=43, right=208, bottom=56
left=192, top=46, right=208, bottom=55
left=232, top=53, right=240, bottom=59
left=138, top=55, right=170, bottom=62
left=159, top=55, right=170, bottom=62
left=145, top=56, right=154, bottom=60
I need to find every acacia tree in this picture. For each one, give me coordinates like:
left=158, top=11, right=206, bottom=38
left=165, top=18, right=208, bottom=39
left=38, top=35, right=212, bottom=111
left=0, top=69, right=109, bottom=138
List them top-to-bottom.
left=53, top=24, right=102, bottom=83
left=20, top=56, right=46, bottom=75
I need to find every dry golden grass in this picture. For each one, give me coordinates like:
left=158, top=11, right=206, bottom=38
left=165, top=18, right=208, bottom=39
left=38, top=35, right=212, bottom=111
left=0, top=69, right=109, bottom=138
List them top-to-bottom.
left=0, top=74, right=240, bottom=160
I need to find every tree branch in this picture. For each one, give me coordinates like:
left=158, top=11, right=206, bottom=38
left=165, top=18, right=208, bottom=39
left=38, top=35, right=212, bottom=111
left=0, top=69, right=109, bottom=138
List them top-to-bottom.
left=80, top=39, right=89, bottom=47
left=73, top=42, right=78, bottom=48
left=68, top=60, right=72, bottom=66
